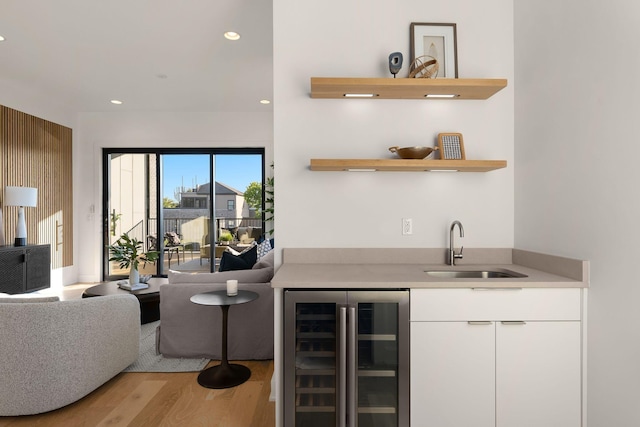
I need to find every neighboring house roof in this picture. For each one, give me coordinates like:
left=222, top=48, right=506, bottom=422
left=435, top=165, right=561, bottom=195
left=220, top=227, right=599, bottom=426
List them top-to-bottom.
left=194, top=182, right=243, bottom=196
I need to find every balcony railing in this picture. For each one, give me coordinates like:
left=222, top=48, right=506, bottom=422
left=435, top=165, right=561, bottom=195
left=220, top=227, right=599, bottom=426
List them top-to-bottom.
left=142, top=217, right=263, bottom=250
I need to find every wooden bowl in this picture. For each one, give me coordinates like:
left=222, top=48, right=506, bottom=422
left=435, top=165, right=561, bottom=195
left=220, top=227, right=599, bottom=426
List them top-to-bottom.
left=388, top=146, right=437, bottom=159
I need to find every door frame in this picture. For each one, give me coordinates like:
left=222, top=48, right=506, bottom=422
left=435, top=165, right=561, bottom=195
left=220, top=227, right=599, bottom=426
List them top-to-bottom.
left=102, top=147, right=265, bottom=281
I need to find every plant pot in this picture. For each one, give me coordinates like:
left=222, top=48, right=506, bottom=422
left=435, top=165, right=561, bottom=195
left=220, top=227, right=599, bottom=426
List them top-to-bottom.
left=129, top=268, right=140, bottom=285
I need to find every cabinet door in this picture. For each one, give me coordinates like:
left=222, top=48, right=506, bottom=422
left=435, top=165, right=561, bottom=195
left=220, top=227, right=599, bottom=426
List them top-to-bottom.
left=25, top=245, right=50, bottom=291
left=0, top=248, right=25, bottom=294
left=411, top=321, right=495, bottom=427
left=496, top=321, right=581, bottom=427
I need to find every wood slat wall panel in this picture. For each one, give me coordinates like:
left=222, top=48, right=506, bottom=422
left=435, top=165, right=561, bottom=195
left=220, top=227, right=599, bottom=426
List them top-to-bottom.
left=0, top=105, right=73, bottom=269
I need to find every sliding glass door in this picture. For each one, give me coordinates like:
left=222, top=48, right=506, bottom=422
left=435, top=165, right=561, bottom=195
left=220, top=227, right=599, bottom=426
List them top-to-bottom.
left=103, top=148, right=264, bottom=281
left=105, top=152, right=158, bottom=279
left=160, top=154, right=212, bottom=273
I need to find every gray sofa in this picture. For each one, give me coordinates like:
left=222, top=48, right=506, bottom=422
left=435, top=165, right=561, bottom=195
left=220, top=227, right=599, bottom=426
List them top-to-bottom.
left=158, top=250, right=274, bottom=360
left=0, top=294, right=140, bottom=416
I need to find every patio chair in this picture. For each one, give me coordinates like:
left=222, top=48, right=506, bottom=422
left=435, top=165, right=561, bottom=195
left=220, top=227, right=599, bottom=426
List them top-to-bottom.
left=147, top=234, right=183, bottom=268
left=199, top=234, right=227, bottom=271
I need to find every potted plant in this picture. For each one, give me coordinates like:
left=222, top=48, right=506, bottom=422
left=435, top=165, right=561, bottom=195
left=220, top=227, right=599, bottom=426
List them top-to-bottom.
left=219, top=230, right=233, bottom=245
left=108, top=233, right=158, bottom=285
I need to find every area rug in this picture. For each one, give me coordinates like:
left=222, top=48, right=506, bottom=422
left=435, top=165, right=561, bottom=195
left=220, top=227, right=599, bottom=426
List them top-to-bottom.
left=124, top=321, right=210, bottom=372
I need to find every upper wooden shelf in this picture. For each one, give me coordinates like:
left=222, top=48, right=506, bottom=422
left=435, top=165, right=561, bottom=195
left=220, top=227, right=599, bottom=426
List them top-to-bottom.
left=310, top=77, right=508, bottom=100
left=310, top=159, right=507, bottom=172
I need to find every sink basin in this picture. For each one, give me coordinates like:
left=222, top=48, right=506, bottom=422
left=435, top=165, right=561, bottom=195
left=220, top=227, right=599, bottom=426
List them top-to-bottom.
left=425, top=269, right=528, bottom=279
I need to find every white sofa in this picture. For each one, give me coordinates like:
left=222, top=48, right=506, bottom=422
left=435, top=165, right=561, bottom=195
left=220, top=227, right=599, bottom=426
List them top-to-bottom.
left=0, top=294, right=140, bottom=416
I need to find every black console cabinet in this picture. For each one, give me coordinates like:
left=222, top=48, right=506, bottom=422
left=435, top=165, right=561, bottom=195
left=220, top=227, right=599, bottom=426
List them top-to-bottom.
left=0, top=244, right=51, bottom=294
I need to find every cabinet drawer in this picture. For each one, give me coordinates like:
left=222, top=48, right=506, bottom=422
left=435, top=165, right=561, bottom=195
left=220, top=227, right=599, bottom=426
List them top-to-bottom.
left=411, top=288, right=581, bottom=321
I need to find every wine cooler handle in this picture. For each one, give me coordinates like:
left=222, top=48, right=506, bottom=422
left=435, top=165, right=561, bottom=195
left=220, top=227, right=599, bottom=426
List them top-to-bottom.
left=339, top=306, right=347, bottom=427
left=348, top=306, right=357, bottom=427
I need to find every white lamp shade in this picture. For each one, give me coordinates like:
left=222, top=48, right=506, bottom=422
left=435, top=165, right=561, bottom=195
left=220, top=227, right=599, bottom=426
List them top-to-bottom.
left=5, top=186, right=38, bottom=207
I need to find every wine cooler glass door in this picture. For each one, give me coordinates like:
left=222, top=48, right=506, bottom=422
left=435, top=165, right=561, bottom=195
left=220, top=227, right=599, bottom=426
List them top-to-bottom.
left=284, top=291, right=347, bottom=427
left=350, top=291, right=409, bottom=427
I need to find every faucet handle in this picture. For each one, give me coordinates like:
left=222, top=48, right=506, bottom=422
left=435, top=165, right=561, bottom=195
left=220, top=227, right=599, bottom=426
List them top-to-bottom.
left=455, top=246, right=464, bottom=259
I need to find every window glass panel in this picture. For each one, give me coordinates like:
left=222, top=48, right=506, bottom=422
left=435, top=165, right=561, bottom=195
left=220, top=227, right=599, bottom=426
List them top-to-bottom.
left=107, top=153, right=157, bottom=278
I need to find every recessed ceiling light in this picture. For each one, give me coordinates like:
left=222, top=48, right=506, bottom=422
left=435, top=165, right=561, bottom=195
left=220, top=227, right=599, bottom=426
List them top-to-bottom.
left=224, top=31, right=240, bottom=41
left=0, top=36, right=5, bottom=42
left=425, top=94, right=458, bottom=98
left=110, top=99, right=123, bottom=105
left=260, top=99, right=271, bottom=105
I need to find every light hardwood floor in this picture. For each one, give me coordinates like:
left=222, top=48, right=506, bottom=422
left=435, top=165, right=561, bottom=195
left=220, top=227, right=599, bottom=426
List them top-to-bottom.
left=0, top=284, right=276, bottom=427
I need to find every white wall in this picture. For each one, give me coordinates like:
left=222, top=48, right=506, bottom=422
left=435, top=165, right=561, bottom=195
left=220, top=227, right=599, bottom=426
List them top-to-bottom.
left=273, top=0, right=513, bottom=423
left=274, top=0, right=514, bottom=253
left=515, top=1, right=640, bottom=425
left=0, top=77, right=76, bottom=128
left=75, top=111, right=273, bottom=283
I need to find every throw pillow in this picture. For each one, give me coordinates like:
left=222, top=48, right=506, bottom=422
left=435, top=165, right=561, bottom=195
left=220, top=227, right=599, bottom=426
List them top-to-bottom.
left=165, top=231, right=181, bottom=246
left=256, top=238, right=272, bottom=260
left=240, top=241, right=257, bottom=253
left=219, top=245, right=257, bottom=271
left=253, top=249, right=274, bottom=269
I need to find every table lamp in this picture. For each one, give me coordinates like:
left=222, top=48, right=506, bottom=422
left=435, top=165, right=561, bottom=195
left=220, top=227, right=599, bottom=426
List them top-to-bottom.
left=5, top=186, right=38, bottom=246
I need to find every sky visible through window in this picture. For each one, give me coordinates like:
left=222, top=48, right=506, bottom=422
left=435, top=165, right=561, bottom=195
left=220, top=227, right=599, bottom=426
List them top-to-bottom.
left=162, top=154, right=262, bottom=202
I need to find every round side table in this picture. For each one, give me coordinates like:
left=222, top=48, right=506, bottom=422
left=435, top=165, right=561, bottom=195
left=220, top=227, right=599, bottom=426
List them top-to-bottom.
left=190, top=289, right=259, bottom=389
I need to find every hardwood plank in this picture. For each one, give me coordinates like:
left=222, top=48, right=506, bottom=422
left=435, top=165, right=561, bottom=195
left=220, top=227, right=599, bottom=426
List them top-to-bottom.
left=0, top=363, right=275, bottom=427
left=95, top=380, right=166, bottom=426
left=224, top=382, right=262, bottom=426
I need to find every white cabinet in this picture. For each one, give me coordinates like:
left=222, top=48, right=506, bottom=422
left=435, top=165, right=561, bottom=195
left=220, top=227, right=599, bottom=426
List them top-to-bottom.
left=410, top=288, right=583, bottom=427
left=412, top=321, right=496, bottom=427
left=496, top=321, right=581, bottom=427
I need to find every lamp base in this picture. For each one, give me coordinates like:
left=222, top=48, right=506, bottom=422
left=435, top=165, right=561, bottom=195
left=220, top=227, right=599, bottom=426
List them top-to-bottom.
left=14, top=237, right=26, bottom=247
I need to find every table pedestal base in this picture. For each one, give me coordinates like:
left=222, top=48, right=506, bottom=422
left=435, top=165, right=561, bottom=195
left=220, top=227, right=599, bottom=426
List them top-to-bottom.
left=197, top=363, right=251, bottom=389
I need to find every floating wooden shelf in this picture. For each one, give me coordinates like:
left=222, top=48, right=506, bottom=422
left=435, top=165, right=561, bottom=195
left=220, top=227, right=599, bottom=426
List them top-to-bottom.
left=310, top=77, right=508, bottom=100
left=310, top=159, right=507, bottom=172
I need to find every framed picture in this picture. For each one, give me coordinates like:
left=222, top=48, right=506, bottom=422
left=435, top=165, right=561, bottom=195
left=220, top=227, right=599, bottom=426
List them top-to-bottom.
left=410, top=23, right=458, bottom=78
left=438, top=133, right=465, bottom=159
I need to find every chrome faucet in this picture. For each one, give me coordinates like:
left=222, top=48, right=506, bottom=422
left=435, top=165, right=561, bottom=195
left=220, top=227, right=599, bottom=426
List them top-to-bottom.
left=449, top=220, right=464, bottom=266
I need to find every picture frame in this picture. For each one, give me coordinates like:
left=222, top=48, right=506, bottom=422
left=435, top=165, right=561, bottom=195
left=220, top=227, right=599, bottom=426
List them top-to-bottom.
left=410, top=23, right=458, bottom=78
left=437, top=133, right=465, bottom=160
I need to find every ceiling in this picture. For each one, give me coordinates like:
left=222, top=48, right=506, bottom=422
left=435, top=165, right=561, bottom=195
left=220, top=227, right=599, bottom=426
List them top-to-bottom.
left=0, top=0, right=273, bottom=113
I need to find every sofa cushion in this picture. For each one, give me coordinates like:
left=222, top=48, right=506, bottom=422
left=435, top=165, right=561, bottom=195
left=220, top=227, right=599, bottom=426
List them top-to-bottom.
left=236, top=227, right=248, bottom=241
left=219, top=245, right=257, bottom=271
left=253, top=248, right=274, bottom=269
left=168, top=264, right=274, bottom=284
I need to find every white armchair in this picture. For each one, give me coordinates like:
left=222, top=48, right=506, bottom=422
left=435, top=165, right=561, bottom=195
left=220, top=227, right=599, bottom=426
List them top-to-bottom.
left=0, top=294, right=140, bottom=416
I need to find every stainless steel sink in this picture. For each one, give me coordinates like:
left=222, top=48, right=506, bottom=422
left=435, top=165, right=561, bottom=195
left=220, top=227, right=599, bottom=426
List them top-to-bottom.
left=425, top=268, right=528, bottom=279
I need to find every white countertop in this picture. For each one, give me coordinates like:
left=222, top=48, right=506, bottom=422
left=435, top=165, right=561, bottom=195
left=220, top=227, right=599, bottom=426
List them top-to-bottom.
left=271, top=248, right=589, bottom=289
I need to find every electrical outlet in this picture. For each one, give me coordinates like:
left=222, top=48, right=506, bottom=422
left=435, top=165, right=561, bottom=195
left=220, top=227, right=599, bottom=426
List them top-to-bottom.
left=402, top=218, right=413, bottom=235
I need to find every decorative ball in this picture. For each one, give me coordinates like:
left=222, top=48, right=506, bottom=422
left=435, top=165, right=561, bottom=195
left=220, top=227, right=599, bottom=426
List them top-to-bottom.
left=409, top=55, right=439, bottom=79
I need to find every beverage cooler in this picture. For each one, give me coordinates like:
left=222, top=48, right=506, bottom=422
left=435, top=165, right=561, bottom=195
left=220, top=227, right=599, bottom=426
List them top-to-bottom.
left=284, top=290, right=409, bottom=427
